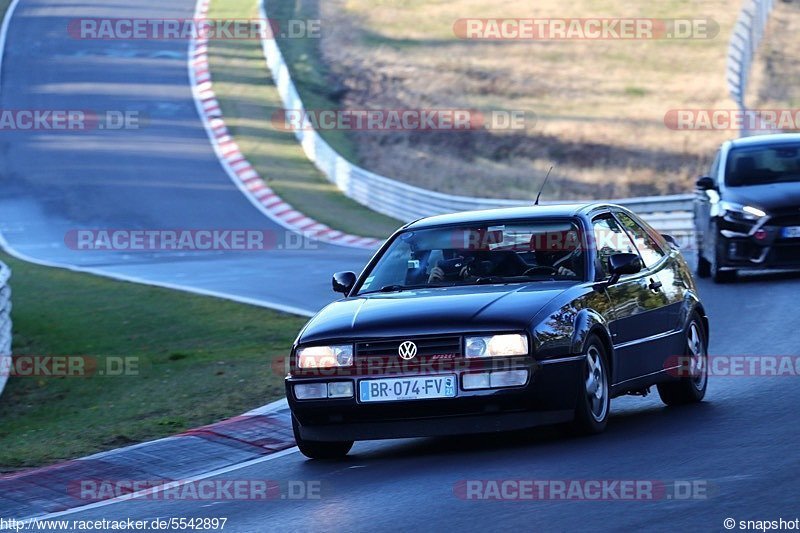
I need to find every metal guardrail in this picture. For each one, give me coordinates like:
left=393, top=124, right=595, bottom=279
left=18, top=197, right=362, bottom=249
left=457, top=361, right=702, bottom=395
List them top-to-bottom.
left=258, top=0, right=694, bottom=233
left=727, top=0, right=775, bottom=136
left=0, top=261, right=11, bottom=397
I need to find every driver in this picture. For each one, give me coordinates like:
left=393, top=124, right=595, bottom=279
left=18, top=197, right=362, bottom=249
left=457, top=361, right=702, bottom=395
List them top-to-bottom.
left=531, top=229, right=582, bottom=278
left=535, top=249, right=579, bottom=277
left=427, top=253, right=488, bottom=283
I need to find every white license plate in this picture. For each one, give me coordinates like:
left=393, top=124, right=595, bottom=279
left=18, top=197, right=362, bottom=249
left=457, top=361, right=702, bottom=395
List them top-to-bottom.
left=782, top=226, right=800, bottom=239
left=358, top=375, right=457, bottom=403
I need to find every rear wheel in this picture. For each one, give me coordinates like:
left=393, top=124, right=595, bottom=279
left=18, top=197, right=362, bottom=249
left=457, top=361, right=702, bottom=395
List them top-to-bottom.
left=657, top=316, right=708, bottom=406
left=570, top=335, right=610, bottom=435
left=292, top=416, right=353, bottom=460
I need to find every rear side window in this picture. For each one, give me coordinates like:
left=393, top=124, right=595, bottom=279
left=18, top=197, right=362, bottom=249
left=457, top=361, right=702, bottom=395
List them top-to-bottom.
left=615, top=212, right=666, bottom=269
left=591, top=215, right=640, bottom=278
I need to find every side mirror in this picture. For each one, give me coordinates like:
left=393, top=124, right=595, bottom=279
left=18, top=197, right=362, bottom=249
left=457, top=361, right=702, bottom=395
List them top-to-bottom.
left=696, top=176, right=715, bottom=190
left=662, top=234, right=680, bottom=249
left=607, top=253, right=642, bottom=285
left=332, top=271, right=357, bottom=295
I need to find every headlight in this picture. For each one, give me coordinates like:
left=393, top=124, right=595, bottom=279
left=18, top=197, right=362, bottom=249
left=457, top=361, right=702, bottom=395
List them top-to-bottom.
left=720, top=201, right=766, bottom=221
left=465, top=334, right=528, bottom=358
left=296, top=345, right=353, bottom=369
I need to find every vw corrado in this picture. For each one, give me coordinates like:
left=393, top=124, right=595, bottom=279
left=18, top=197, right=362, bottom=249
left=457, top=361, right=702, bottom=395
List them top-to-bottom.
left=287, top=204, right=709, bottom=459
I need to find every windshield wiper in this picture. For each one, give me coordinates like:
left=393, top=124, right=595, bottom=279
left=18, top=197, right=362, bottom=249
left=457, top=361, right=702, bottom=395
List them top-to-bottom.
left=474, top=277, right=503, bottom=284
left=360, top=284, right=426, bottom=295
left=377, top=284, right=407, bottom=292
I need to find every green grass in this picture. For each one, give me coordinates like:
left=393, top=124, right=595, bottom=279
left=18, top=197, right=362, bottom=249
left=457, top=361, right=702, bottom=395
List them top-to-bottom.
left=207, top=0, right=401, bottom=238
left=0, top=253, right=307, bottom=470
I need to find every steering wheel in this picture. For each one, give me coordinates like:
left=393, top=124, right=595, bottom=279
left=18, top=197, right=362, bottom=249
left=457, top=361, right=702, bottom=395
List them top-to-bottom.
left=523, top=265, right=558, bottom=276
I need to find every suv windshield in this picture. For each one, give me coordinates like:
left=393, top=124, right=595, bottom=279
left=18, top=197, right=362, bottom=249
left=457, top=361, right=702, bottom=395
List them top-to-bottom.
left=725, top=143, right=800, bottom=186
left=356, top=220, right=586, bottom=295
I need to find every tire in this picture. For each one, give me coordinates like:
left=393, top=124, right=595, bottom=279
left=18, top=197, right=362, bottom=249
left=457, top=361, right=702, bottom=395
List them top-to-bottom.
left=709, top=236, right=736, bottom=283
left=695, top=237, right=711, bottom=278
left=657, top=315, right=708, bottom=406
left=569, top=334, right=611, bottom=435
left=292, top=416, right=353, bottom=460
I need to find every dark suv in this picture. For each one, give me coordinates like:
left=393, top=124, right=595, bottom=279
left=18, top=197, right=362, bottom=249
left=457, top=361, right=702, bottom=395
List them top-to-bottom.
left=694, top=133, right=800, bottom=282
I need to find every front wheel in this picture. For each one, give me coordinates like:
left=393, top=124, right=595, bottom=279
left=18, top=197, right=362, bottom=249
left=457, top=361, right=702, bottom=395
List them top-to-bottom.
left=695, top=237, right=711, bottom=278
left=710, top=238, right=736, bottom=283
left=657, top=315, right=708, bottom=406
left=569, top=335, right=611, bottom=435
left=292, top=416, right=353, bottom=460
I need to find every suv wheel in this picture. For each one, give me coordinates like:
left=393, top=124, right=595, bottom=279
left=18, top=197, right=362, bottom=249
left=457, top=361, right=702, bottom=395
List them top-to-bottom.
left=695, top=237, right=711, bottom=278
left=710, top=245, right=736, bottom=283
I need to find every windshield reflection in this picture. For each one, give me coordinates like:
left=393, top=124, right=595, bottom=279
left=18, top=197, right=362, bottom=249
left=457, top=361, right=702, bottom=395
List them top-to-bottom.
left=357, top=221, right=586, bottom=295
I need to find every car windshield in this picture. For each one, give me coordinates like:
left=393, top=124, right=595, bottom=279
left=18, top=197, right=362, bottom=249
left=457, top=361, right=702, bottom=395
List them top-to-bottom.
left=725, top=143, right=800, bottom=186
left=356, top=220, right=586, bottom=295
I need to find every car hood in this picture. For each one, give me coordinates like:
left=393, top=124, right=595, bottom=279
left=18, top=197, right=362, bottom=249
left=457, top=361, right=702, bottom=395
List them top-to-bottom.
left=724, top=182, right=800, bottom=213
left=298, top=283, right=574, bottom=344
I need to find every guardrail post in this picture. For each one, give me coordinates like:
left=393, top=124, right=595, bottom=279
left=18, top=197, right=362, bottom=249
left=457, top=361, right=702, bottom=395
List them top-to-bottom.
left=726, top=0, right=775, bottom=137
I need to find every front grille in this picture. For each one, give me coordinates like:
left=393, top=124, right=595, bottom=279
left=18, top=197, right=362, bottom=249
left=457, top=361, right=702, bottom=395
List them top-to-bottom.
left=356, top=336, right=462, bottom=359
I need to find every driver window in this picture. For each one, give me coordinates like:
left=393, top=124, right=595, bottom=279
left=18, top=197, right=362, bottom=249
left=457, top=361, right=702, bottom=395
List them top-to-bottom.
left=615, top=212, right=665, bottom=269
left=591, top=215, right=639, bottom=278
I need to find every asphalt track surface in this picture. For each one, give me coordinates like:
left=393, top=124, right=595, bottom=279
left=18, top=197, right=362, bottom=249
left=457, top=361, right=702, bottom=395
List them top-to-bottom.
left=0, top=0, right=371, bottom=315
left=2, top=1, right=800, bottom=532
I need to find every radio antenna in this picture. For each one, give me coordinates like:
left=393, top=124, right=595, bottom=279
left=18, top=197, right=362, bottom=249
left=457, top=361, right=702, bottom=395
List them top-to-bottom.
left=534, top=165, right=554, bottom=206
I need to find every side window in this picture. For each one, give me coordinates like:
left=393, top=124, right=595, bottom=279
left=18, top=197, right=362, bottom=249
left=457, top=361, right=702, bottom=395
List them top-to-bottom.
left=615, top=212, right=666, bottom=269
left=591, top=215, right=640, bottom=278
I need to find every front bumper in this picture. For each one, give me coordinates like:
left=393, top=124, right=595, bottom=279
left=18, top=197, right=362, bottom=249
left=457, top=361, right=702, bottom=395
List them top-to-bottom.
left=717, top=219, right=800, bottom=269
left=718, top=235, right=800, bottom=269
left=287, top=356, right=583, bottom=442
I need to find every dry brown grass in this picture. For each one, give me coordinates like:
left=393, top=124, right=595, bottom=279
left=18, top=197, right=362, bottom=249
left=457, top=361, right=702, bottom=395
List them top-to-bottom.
left=286, top=0, right=799, bottom=200
left=752, top=0, right=800, bottom=109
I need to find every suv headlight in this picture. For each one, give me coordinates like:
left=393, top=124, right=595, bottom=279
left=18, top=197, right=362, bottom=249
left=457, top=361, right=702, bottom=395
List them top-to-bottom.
left=720, top=201, right=766, bottom=221
left=465, top=334, right=528, bottom=358
left=296, top=344, right=354, bottom=369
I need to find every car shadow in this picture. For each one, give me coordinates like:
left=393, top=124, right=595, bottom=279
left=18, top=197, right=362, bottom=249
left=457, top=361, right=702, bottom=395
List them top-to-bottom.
left=731, top=269, right=800, bottom=284
left=304, top=400, right=720, bottom=463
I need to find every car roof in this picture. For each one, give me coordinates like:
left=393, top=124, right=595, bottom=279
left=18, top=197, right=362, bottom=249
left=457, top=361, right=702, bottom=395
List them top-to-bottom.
left=728, top=132, right=800, bottom=149
left=404, top=203, right=617, bottom=230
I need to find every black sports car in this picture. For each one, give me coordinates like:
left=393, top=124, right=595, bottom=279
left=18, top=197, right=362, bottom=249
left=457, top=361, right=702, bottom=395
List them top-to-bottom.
left=694, top=133, right=800, bottom=282
left=287, top=203, right=709, bottom=459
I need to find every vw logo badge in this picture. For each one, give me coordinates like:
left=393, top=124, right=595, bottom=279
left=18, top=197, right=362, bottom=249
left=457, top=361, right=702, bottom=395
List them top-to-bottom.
left=398, top=341, right=418, bottom=360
